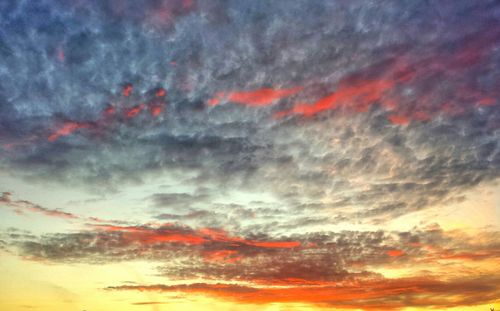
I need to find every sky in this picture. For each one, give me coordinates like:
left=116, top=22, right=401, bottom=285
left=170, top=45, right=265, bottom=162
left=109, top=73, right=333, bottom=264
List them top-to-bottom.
left=0, top=0, right=500, bottom=310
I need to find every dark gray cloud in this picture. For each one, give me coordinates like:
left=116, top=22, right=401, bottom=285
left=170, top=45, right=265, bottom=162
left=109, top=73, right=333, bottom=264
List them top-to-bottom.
left=0, top=0, right=499, bottom=225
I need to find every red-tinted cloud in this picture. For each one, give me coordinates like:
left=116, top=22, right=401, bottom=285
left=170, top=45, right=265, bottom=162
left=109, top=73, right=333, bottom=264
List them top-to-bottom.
left=272, top=27, right=499, bottom=124
left=275, top=78, right=396, bottom=118
left=123, top=84, right=133, bottom=97
left=40, top=85, right=170, bottom=145
left=208, top=87, right=302, bottom=107
left=156, top=88, right=167, bottom=98
left=125, top=103, right=146, bottom=118
left=148, top=103, right=165, bottom=117
left=387, top=115, right=410, bottom=125
left=48, top=121, right=93, bottom=142
left=92, top=224, right=300, bottom=250
left=99, top=224, right=206, bottom=245
left=197, top=227, right=300, bottom=249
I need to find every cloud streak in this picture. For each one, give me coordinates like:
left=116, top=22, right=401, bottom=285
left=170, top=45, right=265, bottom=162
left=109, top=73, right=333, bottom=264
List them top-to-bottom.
left=0, top=192, right=121, bottom=224
left=1, top=192, right=78, bottom=220
left=107, top=275, right=500, bottom=309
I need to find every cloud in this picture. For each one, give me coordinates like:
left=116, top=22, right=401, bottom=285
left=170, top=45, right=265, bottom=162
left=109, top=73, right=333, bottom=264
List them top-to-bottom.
left=0, top=0, right=499, bottom=225
left=0, top=0, right=500, bottom=266
left=1, top=2, right=499, bottom=309
left=274, top=24, right=500, bottom=123
left=208, top=87, right=302, bottom=107
left=47, top=121, right=94, bottom=142
left=0, top=192, right=78, bottom=220
left=0, top=192, right=123, bottom=224
left=149, top=192, right=211, bottom=209
left=5, top=215, right=499, bottom=309
left=9, top=221, right=499, bottom=286
left=11, top=222, right=304, bottom=264
left=93, top=224, right=301, bottom=249
left=107, top=275, right=500, bottom=309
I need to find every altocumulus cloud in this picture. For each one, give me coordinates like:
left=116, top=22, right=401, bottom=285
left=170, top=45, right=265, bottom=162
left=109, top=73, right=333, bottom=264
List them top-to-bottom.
left=1, top=0, right=499, bottom=221
left=1, top=1, right=500, bottom=309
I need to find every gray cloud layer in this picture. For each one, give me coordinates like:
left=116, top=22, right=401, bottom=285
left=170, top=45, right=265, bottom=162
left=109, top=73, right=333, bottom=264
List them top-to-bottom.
left=1, top=0, right=499, bottom=225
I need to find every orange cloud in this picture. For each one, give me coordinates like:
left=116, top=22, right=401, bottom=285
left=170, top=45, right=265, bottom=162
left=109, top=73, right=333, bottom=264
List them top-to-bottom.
left=386, top=249, right=404, bottom=257
left=108, top=275, right=500, bottom=309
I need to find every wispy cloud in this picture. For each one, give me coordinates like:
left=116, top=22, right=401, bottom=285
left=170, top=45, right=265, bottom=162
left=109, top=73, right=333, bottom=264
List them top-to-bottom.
left=1, top=192, right=78, bottom=220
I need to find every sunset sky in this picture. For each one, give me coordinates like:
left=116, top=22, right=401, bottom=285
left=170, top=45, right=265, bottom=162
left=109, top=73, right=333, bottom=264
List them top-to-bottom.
left=1, top=1, right=500, bottom=310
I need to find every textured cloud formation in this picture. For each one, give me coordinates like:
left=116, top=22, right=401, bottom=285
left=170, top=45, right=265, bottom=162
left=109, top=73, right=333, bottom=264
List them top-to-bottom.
left=1, top=0, right=499, bottom=224
left=1, top=1, right=500, bottom=309
left=4, top=200, right=499, bottom=308
left=14, top=221, right=496, bottom=309
left=11, top=222, right=499, bottom=281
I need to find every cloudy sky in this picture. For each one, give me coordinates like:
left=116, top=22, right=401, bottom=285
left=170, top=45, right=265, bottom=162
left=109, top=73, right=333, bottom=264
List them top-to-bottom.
left=1, top=0, right=499, bottom=310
